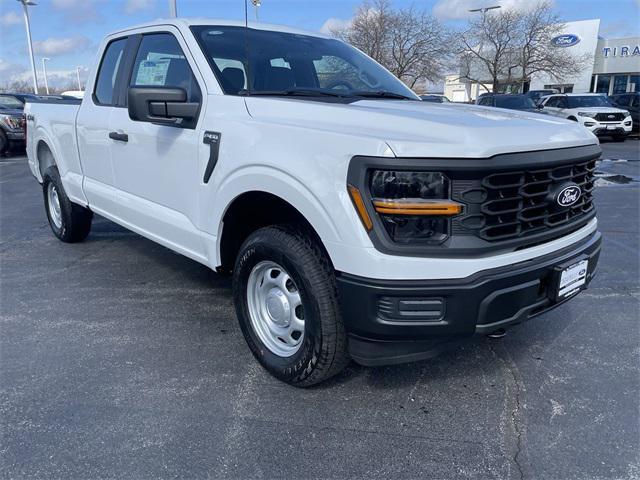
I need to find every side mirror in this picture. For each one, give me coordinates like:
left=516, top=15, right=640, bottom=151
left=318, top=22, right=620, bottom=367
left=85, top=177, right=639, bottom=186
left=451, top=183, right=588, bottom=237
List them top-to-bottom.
left=128, top=87, right=199, bottom=127
left=537, top=103, right=544, bottom=110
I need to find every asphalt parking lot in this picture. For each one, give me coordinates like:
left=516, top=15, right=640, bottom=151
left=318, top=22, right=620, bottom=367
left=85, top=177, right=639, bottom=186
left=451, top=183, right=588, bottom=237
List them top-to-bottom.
left=1, top=139, right=639, bottom=479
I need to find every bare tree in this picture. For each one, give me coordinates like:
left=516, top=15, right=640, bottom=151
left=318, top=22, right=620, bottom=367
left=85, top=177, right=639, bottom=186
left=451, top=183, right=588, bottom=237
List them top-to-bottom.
left=331, top=0, right=452, bottom=89
left=455, top=2, right=591, bottom=93
left=514, top=2, right=591, bottom=86
left=456, top=8, right=521, bottom=93
left=0, top=79, right=33, bottom=93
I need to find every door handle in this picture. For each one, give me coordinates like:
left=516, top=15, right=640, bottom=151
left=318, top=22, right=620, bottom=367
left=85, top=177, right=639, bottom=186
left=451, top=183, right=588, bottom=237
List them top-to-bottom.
left=109, top=131, right=128, bottom=142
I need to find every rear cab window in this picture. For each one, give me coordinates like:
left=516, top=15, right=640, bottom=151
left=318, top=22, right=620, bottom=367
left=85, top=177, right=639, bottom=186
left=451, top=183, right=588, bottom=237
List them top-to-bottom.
left=94, top=38, right=128, bottom=105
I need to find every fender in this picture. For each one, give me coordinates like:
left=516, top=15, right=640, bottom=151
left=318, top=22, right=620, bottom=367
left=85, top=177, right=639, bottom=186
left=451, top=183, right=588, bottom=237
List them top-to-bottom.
left=205, top=164, right=371, bottom=269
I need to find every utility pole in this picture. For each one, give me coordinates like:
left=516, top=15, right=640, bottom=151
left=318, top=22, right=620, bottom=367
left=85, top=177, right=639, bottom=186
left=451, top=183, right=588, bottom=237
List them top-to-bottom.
left=16, top=0, right=39, bottom=94
left=168, top=0, right=177, bottom=18
left=252, top=0, right=261, bottom=22
left=467, top=5, right=501, bottom=100
left=41, top=57, right=50, bottom=94
left=76, top=66, right=82, bottom=91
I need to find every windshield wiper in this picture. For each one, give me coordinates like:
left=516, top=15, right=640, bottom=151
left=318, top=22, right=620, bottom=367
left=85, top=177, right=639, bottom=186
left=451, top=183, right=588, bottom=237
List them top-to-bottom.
left=239, top=89, right=347, bottom=98
left=349, top=91, right=416, bottom=100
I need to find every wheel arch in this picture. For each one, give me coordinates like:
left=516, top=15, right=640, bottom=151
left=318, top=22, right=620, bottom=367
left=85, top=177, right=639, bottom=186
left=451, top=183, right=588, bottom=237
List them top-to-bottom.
left=36, top=140, right=56, bottom=179
left=217, top=190, right=334, bottom=273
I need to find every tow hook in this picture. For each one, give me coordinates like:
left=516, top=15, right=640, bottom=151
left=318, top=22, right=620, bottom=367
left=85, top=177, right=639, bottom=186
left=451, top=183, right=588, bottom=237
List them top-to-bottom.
left=487, top=328, right=507, bottom=339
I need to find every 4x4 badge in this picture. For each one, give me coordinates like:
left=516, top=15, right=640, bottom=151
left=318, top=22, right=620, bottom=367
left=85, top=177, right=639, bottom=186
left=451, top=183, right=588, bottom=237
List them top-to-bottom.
left=202, top=131, right=221, bottom=183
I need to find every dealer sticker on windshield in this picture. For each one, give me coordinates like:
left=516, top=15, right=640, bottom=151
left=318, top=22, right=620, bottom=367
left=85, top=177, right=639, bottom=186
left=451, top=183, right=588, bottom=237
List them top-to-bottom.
left=558, top=260, right=589, bottom=298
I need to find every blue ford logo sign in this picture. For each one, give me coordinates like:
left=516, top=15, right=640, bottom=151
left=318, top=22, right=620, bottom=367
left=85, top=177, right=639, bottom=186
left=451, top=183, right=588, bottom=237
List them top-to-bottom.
left=552, top=34, right=581, bottom=47
left=557, top=185, right=581, bottom=207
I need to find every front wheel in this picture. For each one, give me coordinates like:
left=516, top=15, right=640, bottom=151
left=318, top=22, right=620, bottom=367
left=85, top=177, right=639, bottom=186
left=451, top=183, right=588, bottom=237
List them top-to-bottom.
left=42, top=166, right=93, bottom=242
left=232, top=225, right=349, bottom=386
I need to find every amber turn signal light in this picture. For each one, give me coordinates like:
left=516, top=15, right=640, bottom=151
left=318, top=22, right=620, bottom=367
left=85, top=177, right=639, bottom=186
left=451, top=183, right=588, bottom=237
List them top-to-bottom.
left=347, top=185, right=374, bottom=231
left=373, top=200, right=462, bottom=216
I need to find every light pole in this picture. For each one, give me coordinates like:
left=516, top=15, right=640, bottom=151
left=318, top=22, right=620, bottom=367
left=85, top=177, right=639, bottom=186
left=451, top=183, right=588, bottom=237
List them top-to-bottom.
left=16, top=0, right=39, bottom=94
left=168, top=0, right=177, bottom=17
left=251, top=0, right=261, bottom=22
left=468, top=5, right=501, bottom=13
left=468, top=5, right=501, bottom=100
left=41, top=57, right=50, bottom=94
left=76, top=66, right=82, bottom=91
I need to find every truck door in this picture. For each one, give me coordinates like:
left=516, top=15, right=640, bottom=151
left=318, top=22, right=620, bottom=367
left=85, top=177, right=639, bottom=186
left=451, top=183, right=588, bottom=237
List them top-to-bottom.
left=109, top=29, right=207, bottom=261
left=76, top=36, right=129, bottom=215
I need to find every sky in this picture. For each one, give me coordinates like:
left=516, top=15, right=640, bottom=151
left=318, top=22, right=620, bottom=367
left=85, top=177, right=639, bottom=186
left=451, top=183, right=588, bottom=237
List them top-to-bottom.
left=1, top=0, right=639, bottom=90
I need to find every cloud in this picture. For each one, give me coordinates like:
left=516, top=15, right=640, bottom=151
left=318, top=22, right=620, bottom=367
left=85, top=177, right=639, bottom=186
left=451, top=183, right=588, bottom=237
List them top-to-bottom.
left=51, top=0, right=104, bottom=22
left=124, top=0, right=156, bottom=14
left=433, top=0, right=553, bottom=20
left=0, top=11, right=21, bottom=27
left=320, top=17, right=351, bottom=35
left=33, top=36, right=93, bottom=56
left=0, top=58, right=27, bottom=78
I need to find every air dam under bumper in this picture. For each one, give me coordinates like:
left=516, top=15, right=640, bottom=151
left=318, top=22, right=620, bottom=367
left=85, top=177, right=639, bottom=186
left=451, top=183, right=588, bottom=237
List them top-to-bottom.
left=337, top=231, right=601, bottom=366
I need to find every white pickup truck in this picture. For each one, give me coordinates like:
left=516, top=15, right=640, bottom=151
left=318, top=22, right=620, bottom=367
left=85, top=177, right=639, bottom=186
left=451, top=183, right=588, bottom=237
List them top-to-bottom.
left=26, top=19, right=602, bottom=386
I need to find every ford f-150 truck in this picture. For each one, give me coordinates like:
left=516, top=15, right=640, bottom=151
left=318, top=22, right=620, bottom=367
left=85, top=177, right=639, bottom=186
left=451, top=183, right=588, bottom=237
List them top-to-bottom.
left=26, top=19, right=602, bottom=386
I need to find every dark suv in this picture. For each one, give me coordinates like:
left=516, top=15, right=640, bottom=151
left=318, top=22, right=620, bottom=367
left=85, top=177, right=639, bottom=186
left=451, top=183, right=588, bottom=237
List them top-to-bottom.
left=609, top=93, right=639, bottom=133
left=476, top=94, right=543, bottom=113
left=0, top=95, right=26, bottom=155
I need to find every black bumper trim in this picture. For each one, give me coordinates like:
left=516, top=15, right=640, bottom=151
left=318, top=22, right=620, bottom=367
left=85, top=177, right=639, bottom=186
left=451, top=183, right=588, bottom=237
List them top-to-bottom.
left=337, top=231, right=602, bottom=366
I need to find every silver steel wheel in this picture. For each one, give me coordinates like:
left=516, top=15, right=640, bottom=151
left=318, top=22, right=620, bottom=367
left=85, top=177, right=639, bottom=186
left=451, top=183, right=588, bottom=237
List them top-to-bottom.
left=47, top=183, right=63, bottom=229
left=246, top=260, right=305, bottom=357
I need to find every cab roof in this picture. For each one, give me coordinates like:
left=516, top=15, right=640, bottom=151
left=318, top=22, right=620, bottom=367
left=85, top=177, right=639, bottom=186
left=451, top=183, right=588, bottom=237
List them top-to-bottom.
left=110, top=17, right=330, bottom=40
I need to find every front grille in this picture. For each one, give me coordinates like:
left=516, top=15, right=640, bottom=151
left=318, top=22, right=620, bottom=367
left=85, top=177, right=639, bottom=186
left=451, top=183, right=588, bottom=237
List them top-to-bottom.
left=595, top=112, right=625, bottom=122
left=453, top=159, right=596, bottom=242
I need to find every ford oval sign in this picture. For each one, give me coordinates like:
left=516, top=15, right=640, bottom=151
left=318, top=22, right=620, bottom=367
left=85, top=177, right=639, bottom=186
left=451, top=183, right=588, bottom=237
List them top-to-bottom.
left=552, top=34, right=581, bottom=47
left=557, top=185, right=581, bottom=207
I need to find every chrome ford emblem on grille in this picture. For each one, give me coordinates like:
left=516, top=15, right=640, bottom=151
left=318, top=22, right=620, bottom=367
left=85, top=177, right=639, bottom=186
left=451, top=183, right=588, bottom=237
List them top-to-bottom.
left=557, top=185, right=581, bottom=207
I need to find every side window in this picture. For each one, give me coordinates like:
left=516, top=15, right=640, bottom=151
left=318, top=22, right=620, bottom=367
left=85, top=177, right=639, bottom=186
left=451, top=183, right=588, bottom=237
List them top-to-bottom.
left=130, top=33, right=201, bottom=103
left=94, top=38, right=127, bottom=105
left=616, top=95, right=630, bottom=107
left=633, top=96, right=639, bottom=107
left=478, top=97, right=490, bottom=106
left=545, top=97, right=557, bottom=107
left=558, top=97, right=568, bottom=108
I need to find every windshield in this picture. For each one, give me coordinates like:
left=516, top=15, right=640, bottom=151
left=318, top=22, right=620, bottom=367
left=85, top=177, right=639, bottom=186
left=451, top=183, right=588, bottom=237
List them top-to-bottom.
left=191, top=26, right=418, bottom=100
left=0, top=96, right=24, bottom=109
left=494, top=96, right=536, bottom=110
left=567, top=96, right=612, bottom=108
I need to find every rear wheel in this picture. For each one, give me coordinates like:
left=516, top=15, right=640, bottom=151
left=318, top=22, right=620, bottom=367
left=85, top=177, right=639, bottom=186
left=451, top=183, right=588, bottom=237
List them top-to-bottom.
left=42, top=166, right=93, bottom=242
left=232, top=225, right=349, bottom=386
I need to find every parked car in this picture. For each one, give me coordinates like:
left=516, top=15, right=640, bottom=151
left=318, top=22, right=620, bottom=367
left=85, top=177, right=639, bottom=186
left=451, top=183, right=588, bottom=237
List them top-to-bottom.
left=26, top=19, right=602, bottom=386
left=525, top=89, right=559, bottom=105
left=609, top=92, right=639, bottom=133
left=0, top=93, right=39, bottom=109
left=540, top=93, right=632, bottom=141
left=420, top=94, right=450, bottom=103
left=476, top=94, right=544, bottom=113
left=0, top=104, right=26, bottom=155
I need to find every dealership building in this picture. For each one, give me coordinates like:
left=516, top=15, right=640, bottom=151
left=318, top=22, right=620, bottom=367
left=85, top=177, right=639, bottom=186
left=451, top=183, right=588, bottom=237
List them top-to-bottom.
left=444, top=19, right=640, bottom=102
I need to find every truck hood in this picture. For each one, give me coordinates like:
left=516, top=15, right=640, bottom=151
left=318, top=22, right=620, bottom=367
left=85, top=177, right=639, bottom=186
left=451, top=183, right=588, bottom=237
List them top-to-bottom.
left=245, top=97, right=597, bottom=158
left=570, top=106, right=628, bottom=113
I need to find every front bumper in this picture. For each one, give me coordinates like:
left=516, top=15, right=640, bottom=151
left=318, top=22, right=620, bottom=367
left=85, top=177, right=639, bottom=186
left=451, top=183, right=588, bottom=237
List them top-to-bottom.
left=586, top=121, right=632, bottom=136
left=337, top=231, right=601, bottom=366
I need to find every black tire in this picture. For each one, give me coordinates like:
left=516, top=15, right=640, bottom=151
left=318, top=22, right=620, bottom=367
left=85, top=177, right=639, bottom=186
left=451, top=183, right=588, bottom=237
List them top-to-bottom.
left=568, top=116, right=578, bottom=122
left=0, top=131, right=7, bottom=155
left=612, top=135, right=626, bottom=142
left=42, top=166, right=93, bottom=243
left=233, top=225, right=349, bottom=387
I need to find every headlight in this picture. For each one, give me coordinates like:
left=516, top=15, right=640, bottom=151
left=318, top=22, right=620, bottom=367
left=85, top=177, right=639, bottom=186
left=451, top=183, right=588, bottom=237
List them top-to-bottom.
left=622, top=111, right=630, bottom=117
left=577, top=112, right=596, bottom=118
left=0, top=115, right=24, bottom=130
left=367, top=171, right=461, bottom=245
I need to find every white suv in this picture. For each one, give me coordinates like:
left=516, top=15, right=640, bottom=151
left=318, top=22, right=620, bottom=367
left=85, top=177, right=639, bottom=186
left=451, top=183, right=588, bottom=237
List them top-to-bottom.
left=540, top=93, right=632, bottom=141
